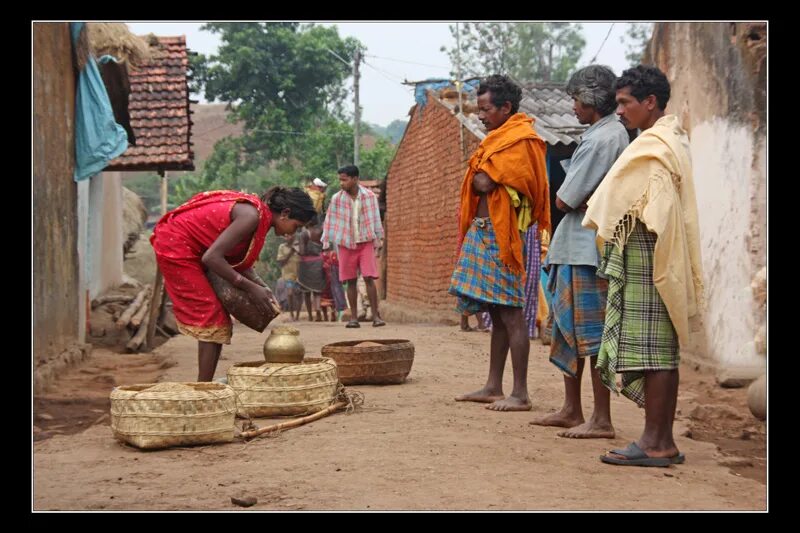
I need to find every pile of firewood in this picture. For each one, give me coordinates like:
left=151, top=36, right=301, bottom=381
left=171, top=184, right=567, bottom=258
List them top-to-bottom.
left=91, top=283, right=177, bottom=353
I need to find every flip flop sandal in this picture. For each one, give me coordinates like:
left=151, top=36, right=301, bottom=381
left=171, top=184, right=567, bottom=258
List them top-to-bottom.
left=372, top=318, right=386, bottom=327
left=345, top=320, right=361, bottom=328
left=600, top=442, right=672, bottom=467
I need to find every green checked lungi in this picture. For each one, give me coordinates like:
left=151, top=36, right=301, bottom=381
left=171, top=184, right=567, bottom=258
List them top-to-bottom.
left=596, top=218, right=679, bottom=407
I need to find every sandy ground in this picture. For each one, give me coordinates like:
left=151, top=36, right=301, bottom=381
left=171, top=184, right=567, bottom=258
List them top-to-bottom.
left=33, top=317, right=766, bottom=511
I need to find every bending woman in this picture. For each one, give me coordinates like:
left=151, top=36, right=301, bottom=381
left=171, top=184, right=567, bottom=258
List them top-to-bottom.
left=150, top=187, right=316, bottom=381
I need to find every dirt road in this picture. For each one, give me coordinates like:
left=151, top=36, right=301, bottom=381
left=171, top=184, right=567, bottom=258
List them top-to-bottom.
left=33, top=318, right=766, bottom=511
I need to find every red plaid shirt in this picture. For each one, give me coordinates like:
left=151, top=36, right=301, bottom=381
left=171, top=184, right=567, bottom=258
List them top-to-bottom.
left=322, top=185, right=383, bottom=250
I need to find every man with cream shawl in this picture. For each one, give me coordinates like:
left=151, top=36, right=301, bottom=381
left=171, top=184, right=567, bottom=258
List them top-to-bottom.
left=583, top=66, right=704, bottom=467
left=449, top=75, right=550, bottom=412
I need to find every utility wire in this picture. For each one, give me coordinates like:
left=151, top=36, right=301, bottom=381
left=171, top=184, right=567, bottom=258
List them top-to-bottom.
left=589, top=23, right=616, bottom=64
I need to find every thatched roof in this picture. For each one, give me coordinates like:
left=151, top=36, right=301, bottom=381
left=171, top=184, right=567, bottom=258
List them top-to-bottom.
left=86, top=23, right=150, bottom=68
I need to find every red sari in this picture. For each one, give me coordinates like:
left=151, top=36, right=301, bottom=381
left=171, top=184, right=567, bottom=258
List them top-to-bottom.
left=150, top=191, right=272, bottom=343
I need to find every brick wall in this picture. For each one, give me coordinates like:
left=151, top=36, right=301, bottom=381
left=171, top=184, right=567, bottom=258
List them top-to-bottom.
left=385, top=95, right=480, bottom=313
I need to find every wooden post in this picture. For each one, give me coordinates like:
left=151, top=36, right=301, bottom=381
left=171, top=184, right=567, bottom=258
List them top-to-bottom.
left=145, top=169, right=168, bottom=350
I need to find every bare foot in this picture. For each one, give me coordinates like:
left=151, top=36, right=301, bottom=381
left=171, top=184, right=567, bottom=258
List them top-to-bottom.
left=455, top=388, right=505, bottom=403
left=486, top=396, right=532, bottom=411
left=529, top=410, right=584, bottom=428
left=557, top=420, right=615, bottom=439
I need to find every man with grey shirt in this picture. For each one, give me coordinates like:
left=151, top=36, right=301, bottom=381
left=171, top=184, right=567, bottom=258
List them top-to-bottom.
left=530, top=65, right=629, bottom=438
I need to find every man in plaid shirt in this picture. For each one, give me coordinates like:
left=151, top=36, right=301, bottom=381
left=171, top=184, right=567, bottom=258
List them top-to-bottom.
left=321, top=165, right=386, bottom=328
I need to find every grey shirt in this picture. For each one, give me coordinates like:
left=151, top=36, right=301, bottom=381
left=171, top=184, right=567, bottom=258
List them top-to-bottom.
left=545, top=113, right=629, bottom=267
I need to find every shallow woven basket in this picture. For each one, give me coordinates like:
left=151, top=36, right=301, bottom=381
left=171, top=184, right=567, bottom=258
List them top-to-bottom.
left=321, top=339, right=414, bottom=385
left=227, top=357, right=339, bottom=417
left=110, top=382, right=236, bottom=450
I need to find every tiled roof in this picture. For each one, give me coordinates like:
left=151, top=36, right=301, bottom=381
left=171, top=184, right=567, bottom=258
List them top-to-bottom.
left=106, top=36, right=194, bottom=172
left=432, top=82, right=587, bottom=146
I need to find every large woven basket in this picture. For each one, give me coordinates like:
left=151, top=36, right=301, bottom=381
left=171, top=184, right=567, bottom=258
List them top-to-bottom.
left=321, top=339, right=414, bottom=385
left=227, top=357, right=338, bottom=417
left=110, top=382, right=236, bottom=450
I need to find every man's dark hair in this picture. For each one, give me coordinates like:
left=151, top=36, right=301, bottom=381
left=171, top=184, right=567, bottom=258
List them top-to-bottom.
left=614, top=65, right=671, bottom=111
left=477, top=74, right=522, bottom=114
left=337, top=165, right=360, bottom=178
left=261, top=186, right=317, bottom=223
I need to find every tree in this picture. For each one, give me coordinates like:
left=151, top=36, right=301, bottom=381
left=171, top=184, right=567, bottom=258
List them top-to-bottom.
left=193, top=23, right=361, bottom=169
left=441, top=23, right=585, bottom=83
left=621, top=23, right=653, bottom=67
left=385, top=120, right=408, bottom=145
left=359, top=137, right=396, bottom=180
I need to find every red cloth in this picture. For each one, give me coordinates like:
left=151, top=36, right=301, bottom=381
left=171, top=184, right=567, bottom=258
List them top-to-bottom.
left=150, top=191, right=272, bottom=343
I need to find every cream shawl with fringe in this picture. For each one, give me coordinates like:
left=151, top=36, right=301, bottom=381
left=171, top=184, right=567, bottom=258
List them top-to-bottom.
left=582, top=115, right=704, bottom=347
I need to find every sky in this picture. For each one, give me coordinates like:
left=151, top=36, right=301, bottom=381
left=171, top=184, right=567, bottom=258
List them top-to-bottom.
left=125, top=21, right=639, bottom=127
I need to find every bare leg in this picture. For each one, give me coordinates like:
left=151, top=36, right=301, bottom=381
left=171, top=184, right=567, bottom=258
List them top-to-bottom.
left=365, top=277, right=385, bottom=325
left=345, top=279, right=358, bottom=324
left=304, top=292, right=313, bottom=321
left=455, top=306, right=508, bottom=403
left=486, top=306, right=531, bottom=411
left=460, top=314, right=473, bottom=332
left=198, top=341, right=222, bottom=382
left=560, top=357, right=615, bottom=438
left=531, top=358, right=585, bottom=428
left=605, top=369, right=680, bottom=460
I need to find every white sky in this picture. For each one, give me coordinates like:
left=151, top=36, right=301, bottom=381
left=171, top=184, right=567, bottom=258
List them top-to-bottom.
left=125, top=21, right=639, bottom=126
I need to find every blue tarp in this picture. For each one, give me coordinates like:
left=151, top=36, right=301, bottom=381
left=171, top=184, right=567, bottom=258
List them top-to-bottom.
left=71, top=22, right=128, bottom=182
left=413, top=78, right=480, bottom=115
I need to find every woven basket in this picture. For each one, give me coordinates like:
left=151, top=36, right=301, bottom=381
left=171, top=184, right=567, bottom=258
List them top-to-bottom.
left=321, top=339, right=414, bottom=385
left=227, top=357, right=338, bottom=417
left=110, top=382, right=236, bottom=450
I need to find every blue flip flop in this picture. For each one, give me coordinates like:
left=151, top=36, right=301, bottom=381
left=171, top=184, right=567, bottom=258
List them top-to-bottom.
left=600, top=442, right=673, bottom=467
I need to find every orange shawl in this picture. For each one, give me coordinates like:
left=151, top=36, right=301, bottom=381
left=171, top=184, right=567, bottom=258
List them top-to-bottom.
left=458, top=113, right=550, bottom=273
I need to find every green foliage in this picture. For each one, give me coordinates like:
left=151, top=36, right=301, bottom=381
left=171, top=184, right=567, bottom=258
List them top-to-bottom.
left=442, top=22, right=585, bottom=83
left=195, top=23, right=361, bottom=168
left=620, top=23, right=653, bottom=67
left=384, top=120, right=408, bottom=145
left=359, top=137, right=396, bottom=180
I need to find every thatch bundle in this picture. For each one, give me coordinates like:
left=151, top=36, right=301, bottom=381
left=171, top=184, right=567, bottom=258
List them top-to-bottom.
left=86, top=23, right=151, bottom=68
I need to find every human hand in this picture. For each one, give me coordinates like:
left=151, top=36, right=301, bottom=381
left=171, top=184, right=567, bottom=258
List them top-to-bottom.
left=248, top=284, right=281, bottom=315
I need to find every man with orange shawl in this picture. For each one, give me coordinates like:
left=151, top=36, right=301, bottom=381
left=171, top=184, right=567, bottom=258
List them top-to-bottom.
left=449, top=75, right=550, bottom=412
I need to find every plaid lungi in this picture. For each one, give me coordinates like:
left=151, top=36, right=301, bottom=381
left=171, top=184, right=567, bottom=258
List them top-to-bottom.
left=449, top=218, right=525, bottom=314
left=596, top=218, right=680, bottom=407
left=482, top=223, right=540, bottom=337
left=548, top=264, right=608, bottom=377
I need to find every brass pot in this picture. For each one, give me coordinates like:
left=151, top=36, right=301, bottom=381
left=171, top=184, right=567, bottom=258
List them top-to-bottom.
left=263, top=326, right=305, bottom=363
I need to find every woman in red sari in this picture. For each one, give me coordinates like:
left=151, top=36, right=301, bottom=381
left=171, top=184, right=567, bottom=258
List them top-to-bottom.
left=150, top=186, right=317, bottom=381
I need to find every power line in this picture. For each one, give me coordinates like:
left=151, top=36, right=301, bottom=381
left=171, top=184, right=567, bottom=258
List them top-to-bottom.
left=589, top=23, right=616, bottom=64
left=364, top=53, right=449, bottom=70
left=362, top=59, right=406, bottom=84
left=246, top=128, right=352, bottom=138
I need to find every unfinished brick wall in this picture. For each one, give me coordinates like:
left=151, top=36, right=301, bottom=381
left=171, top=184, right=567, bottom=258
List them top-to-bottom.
left=385, top=96, right=480, bottom=313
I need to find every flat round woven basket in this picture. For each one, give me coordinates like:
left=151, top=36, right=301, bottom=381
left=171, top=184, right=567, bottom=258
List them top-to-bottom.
left=321, top=339, right=414, bottom=385
left=227, top=357, right=338, bottom=418
left=110, top=382, right=236, bottom=450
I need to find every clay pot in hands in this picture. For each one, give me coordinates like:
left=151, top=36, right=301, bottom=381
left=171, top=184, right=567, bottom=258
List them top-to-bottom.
left=263, top=326, right=305, bottom=363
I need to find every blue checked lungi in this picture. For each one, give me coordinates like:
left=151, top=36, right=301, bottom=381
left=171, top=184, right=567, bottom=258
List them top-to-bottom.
left=449, top=218, right=525, bottom=314
left=482, top=223, right=540, bottom=337
left=548, top=263, right=608, bottom=377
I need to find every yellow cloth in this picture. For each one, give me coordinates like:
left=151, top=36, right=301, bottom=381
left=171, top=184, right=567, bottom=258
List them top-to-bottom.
left=458, top=113, right=550, bottom=273
left=582, top=115, right=703, bottom=347
left=305, top=186, right=325, bottom=214
left=504, top=186, right=532, bottom=231
left=536, top=229, right=550, bottom=327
